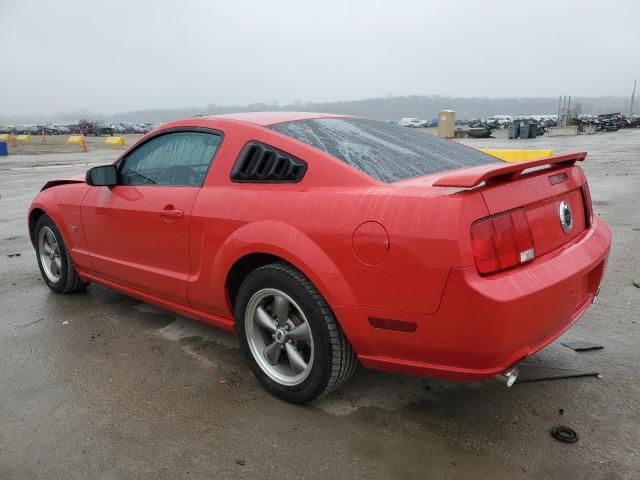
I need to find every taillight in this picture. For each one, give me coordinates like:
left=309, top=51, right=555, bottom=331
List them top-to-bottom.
left=581, top=183, right=593, bottom=227
left=471, top=208, right=535, bottom=275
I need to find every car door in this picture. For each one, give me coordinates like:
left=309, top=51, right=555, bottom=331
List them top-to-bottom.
left=81, top=129, right=222, bottom=305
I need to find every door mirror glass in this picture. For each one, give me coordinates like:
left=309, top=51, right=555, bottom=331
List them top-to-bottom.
left=86, top=165, right=118, bottom=186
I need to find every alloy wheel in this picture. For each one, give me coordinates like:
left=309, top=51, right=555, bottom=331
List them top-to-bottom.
left=38, top=226, right=62, bottom=283
left=245, top=288, right=314, bottom=386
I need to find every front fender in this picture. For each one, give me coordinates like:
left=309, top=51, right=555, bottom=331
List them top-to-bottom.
left=28, top=184, right=92, bottom=270
left=29, top=194, right=71, bottom=248
left=209, top=220, right=358, bottom=315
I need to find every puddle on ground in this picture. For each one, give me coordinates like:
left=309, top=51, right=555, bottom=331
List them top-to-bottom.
left=134, top=303, right=240, bottom=370
left=155, top=315, right=238, bottom=349
left=316, top=374, right=477, bottom=416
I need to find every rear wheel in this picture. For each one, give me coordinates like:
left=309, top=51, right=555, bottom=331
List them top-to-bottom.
left=35, top=215, right=88, bottom=293
left=236, top=262, right=357, bottom=404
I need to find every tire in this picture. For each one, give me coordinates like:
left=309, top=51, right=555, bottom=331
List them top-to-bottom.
left=34, top=214, right=89, bottom=294
left=235, top=262, right=357, bottom=404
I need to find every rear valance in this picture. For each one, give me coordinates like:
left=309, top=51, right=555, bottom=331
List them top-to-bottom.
left=432, top=152, right=587, bottom=189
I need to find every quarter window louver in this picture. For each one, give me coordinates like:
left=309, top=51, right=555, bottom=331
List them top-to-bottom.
left=231, top=142, right=307, bottom=183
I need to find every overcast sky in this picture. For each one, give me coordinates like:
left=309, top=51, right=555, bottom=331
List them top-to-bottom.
left=1, top=0, right=638, bottom=116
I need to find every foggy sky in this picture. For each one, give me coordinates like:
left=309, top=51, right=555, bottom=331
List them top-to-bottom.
left=1, top=0, right=638, bottom=116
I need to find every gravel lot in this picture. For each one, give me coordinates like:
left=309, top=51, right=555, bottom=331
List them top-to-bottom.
left=1, top=129, right=638, bottom=479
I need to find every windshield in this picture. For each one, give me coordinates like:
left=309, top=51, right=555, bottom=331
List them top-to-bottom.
left=270, top=118, right=497, bottom=183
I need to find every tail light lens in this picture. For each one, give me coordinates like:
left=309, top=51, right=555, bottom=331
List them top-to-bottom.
left=581, top=183, right=593, bottom=227
left=471, top=208, right=535, bottom=275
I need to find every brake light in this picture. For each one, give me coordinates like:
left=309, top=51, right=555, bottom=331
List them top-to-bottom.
left=581, top=183, right=593, bottom=227
left=471, top=208, right=535, bottom=275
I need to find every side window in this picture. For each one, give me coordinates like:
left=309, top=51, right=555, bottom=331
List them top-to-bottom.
left=120, top=131, right=222, bottom=186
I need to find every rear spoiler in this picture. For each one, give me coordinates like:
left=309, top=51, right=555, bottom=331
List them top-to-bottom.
left=432, top=152, right=587, bottom=189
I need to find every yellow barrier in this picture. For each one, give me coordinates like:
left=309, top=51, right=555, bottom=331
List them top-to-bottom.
left=0, top=133, right=10, bottom=142
left=16, top=134, right=31, bottom=143
left=67, top=135, right=84, bottom=144
left=105, top=136, right=125, bottom=146
left=480, top=149, right=554, bottom=163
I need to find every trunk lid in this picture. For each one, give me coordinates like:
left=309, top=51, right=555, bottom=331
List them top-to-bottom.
left=433, top=152, right=590, bottom=258
left=480, top=165, right=587, bottom=256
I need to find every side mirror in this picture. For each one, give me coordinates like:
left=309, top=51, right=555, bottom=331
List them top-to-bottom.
left=86, top=165, right=118, bottom=186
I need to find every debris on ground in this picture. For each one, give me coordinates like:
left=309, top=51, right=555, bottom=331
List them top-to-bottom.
left=6, top=253, right=21, bottom=258
left=632, top=280, right=640, bottom=288
left=12, top=318, right=43, bottom=328
left=62, top=320, right=69, bottom=326
left=561, top=340, right=604, bottom=351
left=516, top=372, right=600, bottom=384
left=218, top=374, right=241, bottom=386
left=551, top=425, right=579, bottom=443
left=235, top=459, right=246, bottom=466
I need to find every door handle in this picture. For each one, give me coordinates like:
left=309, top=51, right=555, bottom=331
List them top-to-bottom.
left=156, top=207, right=184, bottom=218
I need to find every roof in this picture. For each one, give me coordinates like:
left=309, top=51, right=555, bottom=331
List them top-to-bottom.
left=207, top=111, right=352, bottom=126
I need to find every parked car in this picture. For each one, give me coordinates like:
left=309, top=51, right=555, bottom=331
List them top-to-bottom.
left=28, top=112, right=611, bottom=403
left=486, top=115, right=512, bottom=126
left=399, top=117, right=428, bottom=128
left=78, top=120, right=114, bottom=136
left=119, top=122, right=135, bottom=134
left=111, top=123, right=127, bottom=134
left=25, top=125, right=41, bottom=135
left=38, top=125, right=63, bottom=135
left=54, top=125, right=71, bottom=134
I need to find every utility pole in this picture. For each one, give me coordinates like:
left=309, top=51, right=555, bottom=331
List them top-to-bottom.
left=630, top=79, right=637, bottom=117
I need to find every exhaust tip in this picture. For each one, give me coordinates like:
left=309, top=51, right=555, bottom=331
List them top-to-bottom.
left=493, top=367, right=519, bottom=387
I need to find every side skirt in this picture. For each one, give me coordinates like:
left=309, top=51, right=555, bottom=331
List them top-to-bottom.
left=79, top=270, right=236, bottom=333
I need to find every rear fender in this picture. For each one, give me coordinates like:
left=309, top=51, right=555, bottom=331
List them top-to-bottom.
left=210, top=220, right=359, bottom=329
left=212, top=220, right=357, bottom=308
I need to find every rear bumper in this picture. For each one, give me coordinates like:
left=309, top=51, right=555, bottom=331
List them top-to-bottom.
left=334, top=216, right=611, bottom=381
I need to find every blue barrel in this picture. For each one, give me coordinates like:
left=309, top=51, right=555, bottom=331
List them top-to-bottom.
left=0, top=141, right=8, bottom=156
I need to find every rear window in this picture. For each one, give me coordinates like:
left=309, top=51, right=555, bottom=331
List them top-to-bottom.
left=270, top=118, right=497, bottom=183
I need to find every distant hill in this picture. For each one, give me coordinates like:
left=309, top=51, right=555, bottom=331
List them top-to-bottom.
left=2, top=95, right=633, bottom=124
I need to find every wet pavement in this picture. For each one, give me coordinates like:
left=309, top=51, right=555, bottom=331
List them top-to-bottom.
left=1, top=130, right=639, bottom=479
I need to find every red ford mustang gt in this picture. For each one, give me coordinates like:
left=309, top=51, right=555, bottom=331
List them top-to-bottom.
left=29, top=112, right=611, bottom=403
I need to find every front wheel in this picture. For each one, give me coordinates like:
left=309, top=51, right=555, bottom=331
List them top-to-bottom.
left=34, top=214, right=89, bottom=293
left=236, top=263, right=357, bottom=404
